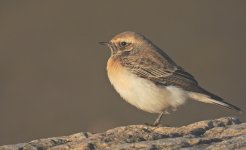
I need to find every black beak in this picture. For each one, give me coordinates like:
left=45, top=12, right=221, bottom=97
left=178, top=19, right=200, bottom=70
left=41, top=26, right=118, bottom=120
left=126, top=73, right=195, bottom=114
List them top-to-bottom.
left=99, top=41, right=116, bottom=52
left=99, top=42, right=109, bottom=46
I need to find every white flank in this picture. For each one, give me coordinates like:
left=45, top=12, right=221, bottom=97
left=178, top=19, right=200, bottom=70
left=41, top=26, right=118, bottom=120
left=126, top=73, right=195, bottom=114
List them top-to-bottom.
left=107, top=65, right=188, bottom=113
left=188, top=92, right=231, bottom=108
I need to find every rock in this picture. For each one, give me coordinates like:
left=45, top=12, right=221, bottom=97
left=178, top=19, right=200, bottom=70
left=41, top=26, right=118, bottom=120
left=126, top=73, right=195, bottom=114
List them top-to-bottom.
left=0, top=117, right=245, bottom=150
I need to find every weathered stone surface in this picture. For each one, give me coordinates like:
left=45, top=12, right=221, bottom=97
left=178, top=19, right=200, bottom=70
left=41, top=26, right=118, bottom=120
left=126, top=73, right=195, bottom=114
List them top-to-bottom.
left=0, top=117, right=245, bottom=150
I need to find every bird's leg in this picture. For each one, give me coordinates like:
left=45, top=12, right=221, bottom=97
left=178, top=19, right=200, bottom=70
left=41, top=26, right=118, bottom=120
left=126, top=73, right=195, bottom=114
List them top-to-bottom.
left=152, top=112, right=164, bottom=126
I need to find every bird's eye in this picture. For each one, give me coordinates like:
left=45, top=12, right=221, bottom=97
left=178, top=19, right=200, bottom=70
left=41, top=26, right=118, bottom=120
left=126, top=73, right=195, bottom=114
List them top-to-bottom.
left=120, top=41, right=127, bottom=47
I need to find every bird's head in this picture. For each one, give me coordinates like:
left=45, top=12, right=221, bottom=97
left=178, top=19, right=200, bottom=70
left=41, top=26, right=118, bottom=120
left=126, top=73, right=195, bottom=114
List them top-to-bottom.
left=100, top=31, right=151, bottom=56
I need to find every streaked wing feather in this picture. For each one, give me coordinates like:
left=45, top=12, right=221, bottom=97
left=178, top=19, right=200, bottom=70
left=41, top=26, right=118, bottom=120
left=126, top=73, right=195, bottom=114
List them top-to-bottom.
left=121, top=57, right=198, bottom=91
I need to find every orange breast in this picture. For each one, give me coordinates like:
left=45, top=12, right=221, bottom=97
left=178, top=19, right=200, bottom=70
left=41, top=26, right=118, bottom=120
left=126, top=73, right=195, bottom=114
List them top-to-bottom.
left=107, top=57, right=131, bottom=90
left=107, top=57, right=121, bottom=73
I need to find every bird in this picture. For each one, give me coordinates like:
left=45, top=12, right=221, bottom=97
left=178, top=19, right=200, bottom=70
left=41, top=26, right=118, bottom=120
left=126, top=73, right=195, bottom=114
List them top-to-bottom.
left=100, top=31, right=241, bottom=126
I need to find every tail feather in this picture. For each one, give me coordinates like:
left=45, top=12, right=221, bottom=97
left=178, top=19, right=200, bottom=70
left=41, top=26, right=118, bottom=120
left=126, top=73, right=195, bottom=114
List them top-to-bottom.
left=188, top=92, right=241, bottom=112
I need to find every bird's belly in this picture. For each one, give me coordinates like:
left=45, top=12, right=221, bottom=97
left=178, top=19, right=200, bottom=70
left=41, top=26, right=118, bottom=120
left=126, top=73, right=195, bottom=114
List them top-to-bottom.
left=107, top=60, right=187, bottom=113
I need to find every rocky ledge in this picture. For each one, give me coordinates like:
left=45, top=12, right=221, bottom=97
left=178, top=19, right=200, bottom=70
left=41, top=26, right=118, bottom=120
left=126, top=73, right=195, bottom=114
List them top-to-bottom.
left=0, top=117, right=245, bottom=150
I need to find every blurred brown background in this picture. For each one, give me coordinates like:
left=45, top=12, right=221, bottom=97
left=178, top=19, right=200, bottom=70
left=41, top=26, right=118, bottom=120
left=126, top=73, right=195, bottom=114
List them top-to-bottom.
left=0, top=0, right=245, bottom=145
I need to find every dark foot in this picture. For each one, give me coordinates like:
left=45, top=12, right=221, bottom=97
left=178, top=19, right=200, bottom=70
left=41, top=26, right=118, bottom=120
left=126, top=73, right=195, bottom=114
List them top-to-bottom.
left=144, top=122, right=161, bottom=127
left=144, top=122, right=169, bottom=127
left=152, top=122, right=159, bottom=126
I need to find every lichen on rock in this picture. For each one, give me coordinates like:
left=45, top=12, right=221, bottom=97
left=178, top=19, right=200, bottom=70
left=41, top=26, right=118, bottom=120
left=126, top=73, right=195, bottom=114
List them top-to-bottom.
left=0, top=117, right=245, bottom=150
